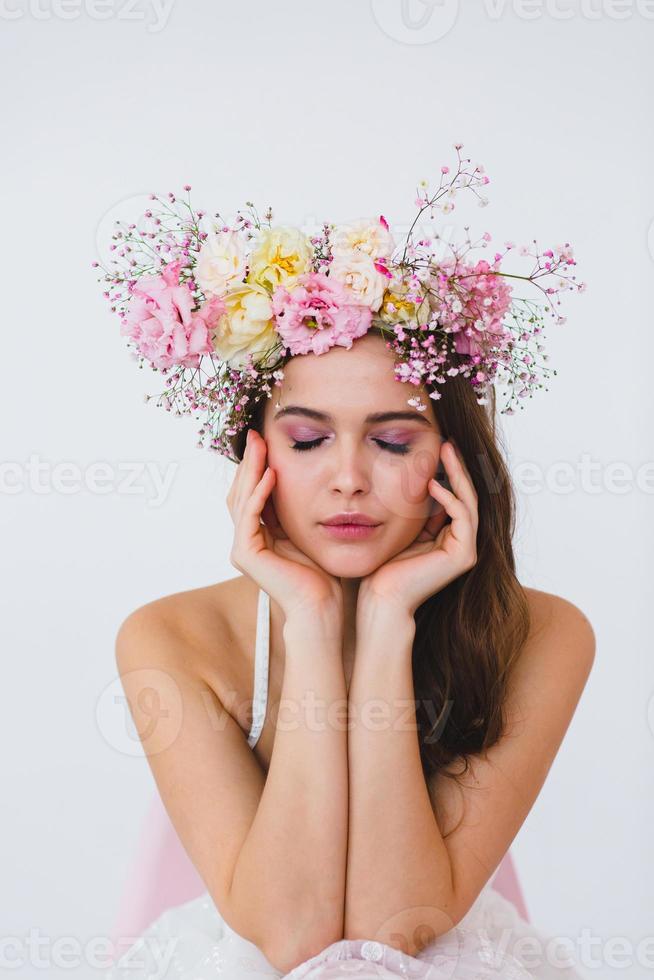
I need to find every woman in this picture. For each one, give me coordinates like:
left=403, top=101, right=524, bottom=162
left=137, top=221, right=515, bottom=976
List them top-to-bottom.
left=110, top=325, right=595, bottom=980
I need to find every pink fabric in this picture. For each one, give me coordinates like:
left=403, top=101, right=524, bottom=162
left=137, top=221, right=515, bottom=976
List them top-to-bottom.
left=111, top=793, right=529, bottom=950
left=110, top=794, right=205, bottom=949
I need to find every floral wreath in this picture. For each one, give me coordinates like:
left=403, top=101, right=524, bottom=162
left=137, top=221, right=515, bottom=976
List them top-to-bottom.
left=92, top=144, right=585, bottom=464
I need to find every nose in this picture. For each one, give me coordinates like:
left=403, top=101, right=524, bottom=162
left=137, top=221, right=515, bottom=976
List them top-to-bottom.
left=326, top=438, right=371, bottom=497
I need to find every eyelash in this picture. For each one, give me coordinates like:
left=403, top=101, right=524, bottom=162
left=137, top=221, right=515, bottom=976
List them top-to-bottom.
left=290, top=437, right=410, bottom=456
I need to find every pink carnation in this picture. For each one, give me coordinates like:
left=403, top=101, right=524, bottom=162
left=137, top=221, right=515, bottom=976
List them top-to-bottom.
left=430, top=258, right=513, bottom=357
left=120, top=259, right=222, bottom=369
left=271, top=271, right=372, bottom=356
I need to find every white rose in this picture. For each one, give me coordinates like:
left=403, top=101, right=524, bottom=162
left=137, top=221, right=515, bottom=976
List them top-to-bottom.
left=330, top=218, right=395, bottom=261
left=195, top=229, right=248, bottom=298
left=328, top=249, right=387, bottom=312
left=211, top=283, right=279, bottom=369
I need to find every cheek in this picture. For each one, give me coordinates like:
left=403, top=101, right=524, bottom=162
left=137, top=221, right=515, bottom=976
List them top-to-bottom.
left=374, top=449, right=439, bottom=521
left=268, top=452, right=315, bottom=521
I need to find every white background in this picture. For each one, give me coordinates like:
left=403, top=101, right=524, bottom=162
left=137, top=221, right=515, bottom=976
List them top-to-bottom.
left=1, top=1, right=653, bottom=978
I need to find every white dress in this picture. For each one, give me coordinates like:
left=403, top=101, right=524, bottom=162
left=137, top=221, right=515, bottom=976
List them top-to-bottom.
left=107, top=590, right=585, bottom=980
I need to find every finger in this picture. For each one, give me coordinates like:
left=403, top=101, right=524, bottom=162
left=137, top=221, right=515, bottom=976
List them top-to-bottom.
left=233, top=430, right=268, bottom=514
left=226, top=432, right=255, bottom=513
left=448, top=438, right=478, bottom=499
left=440, top=441, right=478, bottom=525
left=239, top=466, right=276, bottom=543
left=428, top=478, right=476, bottom=552
left=429, top=478, right=468, bottom=521
left=420, top=484, right=448, bottom=536
left=261, top=494, right=288, bottom=540
left=423, top=502, right=448, bottom=539
left=416, top=506, right=448, bottom=542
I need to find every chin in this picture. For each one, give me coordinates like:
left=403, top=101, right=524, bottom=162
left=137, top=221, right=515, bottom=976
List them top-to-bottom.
left=302, top=535, right=394, bottom=580
left=316, top=554, right=381, bottom=579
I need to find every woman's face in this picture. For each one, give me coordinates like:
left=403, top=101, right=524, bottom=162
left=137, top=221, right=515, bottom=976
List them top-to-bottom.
left=261, top=332, right=444, bottom=578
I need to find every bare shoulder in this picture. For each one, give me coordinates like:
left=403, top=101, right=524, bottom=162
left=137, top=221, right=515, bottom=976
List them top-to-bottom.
left=115, top=575, right=257, bottom=701
left=116, top=575, right=237, bottom=651
left=496, top=584, right=597, bottom=743
left=521, top=586, right=596, bottom=672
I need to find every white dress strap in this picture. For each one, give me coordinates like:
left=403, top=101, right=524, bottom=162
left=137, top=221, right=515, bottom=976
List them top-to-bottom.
left=247, top=589, right=270, bottom=748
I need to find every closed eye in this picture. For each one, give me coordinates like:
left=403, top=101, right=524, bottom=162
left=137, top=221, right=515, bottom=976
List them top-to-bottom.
left=290, top=438, right=410, bottom=455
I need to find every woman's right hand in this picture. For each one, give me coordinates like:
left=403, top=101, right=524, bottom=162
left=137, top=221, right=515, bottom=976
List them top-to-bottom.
left=227, top=428, right=344, bottom=625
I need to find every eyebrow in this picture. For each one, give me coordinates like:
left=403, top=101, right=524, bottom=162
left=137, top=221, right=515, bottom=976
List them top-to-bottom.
left=273, top=405, right=434, bottom=427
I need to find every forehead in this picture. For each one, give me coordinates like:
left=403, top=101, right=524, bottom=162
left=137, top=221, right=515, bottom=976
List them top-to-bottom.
left=264, top=333, right=438, bottom=428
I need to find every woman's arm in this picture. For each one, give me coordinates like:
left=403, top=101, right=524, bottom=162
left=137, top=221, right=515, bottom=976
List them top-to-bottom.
left=344, top=591, right=595, bottom=955
left=115, top=600, right=348, bottom=975
left=344, top=602, right=456, bottom=952
left=227, top=605, right=349, bottom=971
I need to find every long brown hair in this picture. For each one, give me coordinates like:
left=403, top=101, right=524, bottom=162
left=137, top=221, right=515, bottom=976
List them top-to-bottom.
left=227, top=326, right=531, bottom=791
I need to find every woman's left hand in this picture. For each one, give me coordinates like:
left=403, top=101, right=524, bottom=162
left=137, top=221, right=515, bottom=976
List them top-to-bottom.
left=358, top=440, right=479, bottom=619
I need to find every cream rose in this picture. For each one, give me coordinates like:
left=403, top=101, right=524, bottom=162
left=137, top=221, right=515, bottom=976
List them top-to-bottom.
left=329, top=218, right=395, bottom=260
left=246, top=226, right=313, bottom=292
left=195, top=229, right=248, bottom=298
left=327, top=249, right=387, bottom=312
left=377, top=274, right=432, bottom=327
left=211, top=283, right=279, bottom=368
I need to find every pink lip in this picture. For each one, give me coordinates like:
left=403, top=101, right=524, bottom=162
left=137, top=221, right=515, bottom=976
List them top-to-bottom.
left=319, top=523, right=381, bottom=540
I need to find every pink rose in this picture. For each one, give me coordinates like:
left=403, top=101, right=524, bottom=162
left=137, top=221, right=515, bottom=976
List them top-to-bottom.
left=120, top=259, right=222, bottom=369
left=271, top=271, right=372, bottom=356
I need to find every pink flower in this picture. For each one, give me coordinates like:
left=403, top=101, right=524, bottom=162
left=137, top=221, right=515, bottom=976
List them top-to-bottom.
left=373, top=257, right=394, bottom=279
left=429, top=257, right=513, bottom=357
left=120, top=259, right=221, bottom=369
left=271, top=271, right=372, bottom=356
